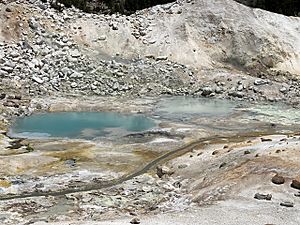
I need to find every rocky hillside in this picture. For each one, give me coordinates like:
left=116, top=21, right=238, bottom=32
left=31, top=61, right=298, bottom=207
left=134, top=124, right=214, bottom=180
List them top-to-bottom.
left=0, top=0, right=300, bottom=105
left=67, top=0, right=300, bottom=75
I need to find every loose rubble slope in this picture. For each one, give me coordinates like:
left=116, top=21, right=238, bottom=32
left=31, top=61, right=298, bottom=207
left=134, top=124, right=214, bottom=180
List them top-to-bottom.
left=71, top=0, right=300, bottom=75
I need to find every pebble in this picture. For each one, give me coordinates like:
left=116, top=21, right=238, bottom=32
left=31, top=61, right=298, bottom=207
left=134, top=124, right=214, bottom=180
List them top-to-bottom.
left=98, top=35, right=106, bottom=41
left=70, top=49, right=81, bottom=58
left=156, top=56, right=168, bottom=61
left=32, top=76, right=44, bottom=84
left=254, top=79, right=268, bottom=86
left=70, top=82, right=78, bottom=88
left=261, top=137, right=272, bottom=142
left=212, top=150, right=220, bottom=155
left=244, top=150, right=251, bottom=155
left=219, top=162, right=227, bottom=168
left=254, top=193, right=272, bottom=200
left=280, top=201, right=294, bottom=207
left=130, top=217, right=141, bottom=224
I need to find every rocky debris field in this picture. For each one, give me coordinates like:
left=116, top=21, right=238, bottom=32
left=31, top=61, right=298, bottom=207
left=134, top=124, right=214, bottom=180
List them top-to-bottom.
left=1, top=0, right=300, bottom=117
left=0, top=173, right=191, bottom=224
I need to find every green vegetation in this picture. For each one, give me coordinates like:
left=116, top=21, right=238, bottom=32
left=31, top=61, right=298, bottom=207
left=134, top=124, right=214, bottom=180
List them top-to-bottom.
left=52, top=0, right=299, bottom=16
left=53, top=0, right=175, bottom=14
left=54, top=0, right=87, bottom=9
left=106, top=0, right=175, bottom=14
left=236, top=0, right=299, bottom=16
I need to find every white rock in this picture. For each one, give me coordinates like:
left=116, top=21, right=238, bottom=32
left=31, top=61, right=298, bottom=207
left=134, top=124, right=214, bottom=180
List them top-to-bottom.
left=98, top=35, right=106, bottom=41
left=70, top=49, right=81, bottom=58
left=70, top=71, right=83, bottom=79
left=32, top=76, right=44, bottom=84
left=70, top=82, right=78, bottom=88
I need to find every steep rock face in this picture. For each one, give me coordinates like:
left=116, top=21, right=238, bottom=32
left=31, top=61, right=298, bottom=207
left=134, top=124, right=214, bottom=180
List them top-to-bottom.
left=234, top=0, right=300, bottom=16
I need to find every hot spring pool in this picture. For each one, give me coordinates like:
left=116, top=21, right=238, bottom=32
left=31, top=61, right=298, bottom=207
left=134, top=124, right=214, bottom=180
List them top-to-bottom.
left=9, top=112, right=156, bottom=139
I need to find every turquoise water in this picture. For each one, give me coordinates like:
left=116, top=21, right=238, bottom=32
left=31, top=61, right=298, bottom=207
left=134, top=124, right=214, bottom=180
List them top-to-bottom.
left=155, top=97, right=237, bottom=121
left=157, top=97, right=236, bottom=115
left=9, top=112, right=156, bottom=139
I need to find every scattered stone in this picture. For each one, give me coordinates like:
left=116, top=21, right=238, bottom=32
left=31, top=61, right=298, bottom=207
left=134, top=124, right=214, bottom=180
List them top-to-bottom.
left=5, top=7, right=12, bottom=12
left=28, top=17, right=39, bottom=30
left=112, top=23, right=118, bottom=30
left=98, top=35, right=106, bottom=41
left=148, top=39, right=156, bottom=44
left=70, top=50, right=81, bottom=58
left=145, top=54, right=155, bottom=59
left=156, top=56, right=168, bottom=61
left=70, top=71, right=83, bottom=79
left=32, top=76, right=44, bottom=84
left=254, top=79, right=268, bottom=86
left=70, top=82, right=78, bottom=88
left=215, top=86, right=223, bottom=94
left=201, top=87, right=214, bottom=97
left=280, top=87, right=288, bottom=93
left=229, top=91, right=244, bottom=98
left=0, top=93, right=6, bottom=100
left=261, top=137, right=272, bottom=142
left=7, top=139, right=23, bottom=149
left=212, top=150, right=220, bottom=155
left=244, top=150, right=251, bottom=155
left=64, top=159, right=76, bottom=167
left=219, top=162, right=227, bottom=168
left=177, top=164, right=188, bottom=169
left=156, top=165, right=174, bottom=178
left=271, top=174, right=285, bottom=185
left=291, top=176, right=300, bottom=190
left=294, top=192, right=300, bottom=197
left=254, top=193, right=272, bottom=200
left=280, top=201, right=294, bottom=207
left=129, top=211, right=137, bottom=216
left=130, top=217, right=140, bottom=224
